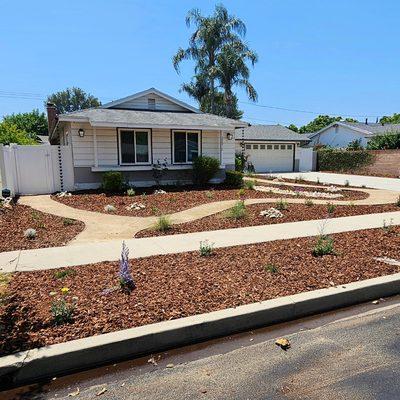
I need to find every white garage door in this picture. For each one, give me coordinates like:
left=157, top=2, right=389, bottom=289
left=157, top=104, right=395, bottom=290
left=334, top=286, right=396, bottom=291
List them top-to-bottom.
left=244, top=143, right=294, bottom=173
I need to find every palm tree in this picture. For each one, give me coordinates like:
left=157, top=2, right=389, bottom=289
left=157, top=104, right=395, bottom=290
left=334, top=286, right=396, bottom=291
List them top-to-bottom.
left=173, top=4, right=246, bottom=113
left=216, top=41, right=258, bottom=118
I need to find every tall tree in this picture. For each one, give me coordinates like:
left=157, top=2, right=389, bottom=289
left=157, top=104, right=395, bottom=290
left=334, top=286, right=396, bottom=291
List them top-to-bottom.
left=173, top=4, right=256, bottom=117
left=215, top=41, right=257, bottom=118
left=46, top=87, right=101, bottom=114
left=3, top=109, right=47, bottom=139
left=379, top=113, right=400, bottom=124
left=298, top=115, right=358, bottom=134
left=0, top=121, right=37, bottom=145
left=287, top=124, right=298, bottom=132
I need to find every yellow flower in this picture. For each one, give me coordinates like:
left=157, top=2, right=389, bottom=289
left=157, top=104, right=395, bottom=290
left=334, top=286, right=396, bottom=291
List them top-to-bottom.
left=61, top=287, right=69, bottom=295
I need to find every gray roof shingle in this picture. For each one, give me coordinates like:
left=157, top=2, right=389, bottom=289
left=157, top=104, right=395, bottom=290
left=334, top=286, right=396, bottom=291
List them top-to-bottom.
left=59, top=108, right=248, bottom=129
left=340, top=122, right=400, bottom=135
left=235, top=125, right=310, bottom=142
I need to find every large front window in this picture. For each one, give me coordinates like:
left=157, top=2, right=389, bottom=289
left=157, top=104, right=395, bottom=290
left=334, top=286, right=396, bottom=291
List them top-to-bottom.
left=118, top=129, right=150, bottom=164
left=173, top=131, right=200, bottom=163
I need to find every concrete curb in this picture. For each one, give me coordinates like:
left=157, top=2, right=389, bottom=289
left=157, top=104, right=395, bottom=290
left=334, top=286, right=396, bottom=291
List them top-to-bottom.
left=1, top=272, right=400, bottom=388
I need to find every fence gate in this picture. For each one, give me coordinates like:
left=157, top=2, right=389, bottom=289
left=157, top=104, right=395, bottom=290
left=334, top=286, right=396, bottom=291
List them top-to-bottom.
left=14, top=145, right=55, bottom=194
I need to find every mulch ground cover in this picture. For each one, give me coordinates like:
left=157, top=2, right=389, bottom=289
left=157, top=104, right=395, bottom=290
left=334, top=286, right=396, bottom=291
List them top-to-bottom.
left=52, top=184, right=367, bottom=217
left=136, top=203, right=400, bottom=238
left=0, top=204, right=84, bottom=252
left=1, top=226, right=400, bottom=355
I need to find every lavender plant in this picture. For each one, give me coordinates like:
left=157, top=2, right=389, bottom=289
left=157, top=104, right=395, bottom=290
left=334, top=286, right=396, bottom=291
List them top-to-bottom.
left=119, top=241, right=135, bottom=291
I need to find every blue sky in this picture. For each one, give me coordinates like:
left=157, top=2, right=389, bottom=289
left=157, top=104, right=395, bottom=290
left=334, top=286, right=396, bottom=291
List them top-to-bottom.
left=1, top=0, right=399, bottom=127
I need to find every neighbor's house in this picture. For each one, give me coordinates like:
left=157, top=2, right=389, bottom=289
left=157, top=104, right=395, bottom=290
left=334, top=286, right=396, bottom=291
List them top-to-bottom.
left=48, top=88, right=248, bottom=189
left=308, top=121, right=400, bottom=149
left=235, top=125, right=312, bottom=173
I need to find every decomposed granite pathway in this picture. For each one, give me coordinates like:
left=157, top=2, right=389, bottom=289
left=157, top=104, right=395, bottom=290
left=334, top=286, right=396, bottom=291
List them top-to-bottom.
left=18, top=186, right=399, bottom=244
left=1, top=210, right=400, bottom=273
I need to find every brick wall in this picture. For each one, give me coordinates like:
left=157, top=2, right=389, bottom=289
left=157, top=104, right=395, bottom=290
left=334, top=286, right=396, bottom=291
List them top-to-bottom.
left=361, top=150, right=400, bottom=177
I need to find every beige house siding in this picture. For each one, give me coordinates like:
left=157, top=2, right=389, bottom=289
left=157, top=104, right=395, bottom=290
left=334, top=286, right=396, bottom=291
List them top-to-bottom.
left=110, top=93, right=190, bottom=112
left=69, top=123, right=234, bottom=168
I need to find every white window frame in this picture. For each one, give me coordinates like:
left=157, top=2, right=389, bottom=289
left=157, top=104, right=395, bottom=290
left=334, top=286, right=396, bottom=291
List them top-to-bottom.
left=118, top=128, right=152, bottom=165
left=172, top=130, right=201, bottom=164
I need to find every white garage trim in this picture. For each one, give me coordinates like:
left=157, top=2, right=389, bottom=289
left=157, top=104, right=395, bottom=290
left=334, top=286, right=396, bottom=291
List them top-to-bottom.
left=237, top=141, right=299, bottom=173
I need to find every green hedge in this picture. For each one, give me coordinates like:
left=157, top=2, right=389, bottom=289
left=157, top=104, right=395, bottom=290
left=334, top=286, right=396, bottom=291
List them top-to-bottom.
left=318, top=149, right=374, bottom=172
left=224, top=170, right=244, bottom=187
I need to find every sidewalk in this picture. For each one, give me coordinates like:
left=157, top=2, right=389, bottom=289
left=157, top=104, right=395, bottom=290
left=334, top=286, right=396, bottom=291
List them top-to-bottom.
left=269, top=172, right=400, bottom=192
left=2, top=210, right=400, bottom=273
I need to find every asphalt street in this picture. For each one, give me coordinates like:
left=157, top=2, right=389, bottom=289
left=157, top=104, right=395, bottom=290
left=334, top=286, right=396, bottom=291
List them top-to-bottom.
left=4, top=298, right=400, bottom=400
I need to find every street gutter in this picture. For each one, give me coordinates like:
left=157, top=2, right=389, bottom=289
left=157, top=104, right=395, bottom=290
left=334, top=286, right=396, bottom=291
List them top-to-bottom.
left=1, top=272, right=400, bottom=388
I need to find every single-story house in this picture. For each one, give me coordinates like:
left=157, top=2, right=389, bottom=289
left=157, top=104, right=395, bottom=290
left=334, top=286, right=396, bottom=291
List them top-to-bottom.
left=48, top=88, right=248, bottom=188
left=308, top=121, right=400, bottom=148
left=235, top=125, right=311, bottom=172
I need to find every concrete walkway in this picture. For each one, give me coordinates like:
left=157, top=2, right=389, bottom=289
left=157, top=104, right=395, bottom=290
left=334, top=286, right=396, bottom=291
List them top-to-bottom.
left=268, top=172, right=400, bottom=191
left=18, top=185, right=398, bottom=245
left=2, top=210, right=400, bottom=273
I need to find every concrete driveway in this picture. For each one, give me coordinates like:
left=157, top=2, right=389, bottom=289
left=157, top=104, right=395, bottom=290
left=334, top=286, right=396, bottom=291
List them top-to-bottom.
left=269, top=172, right=400, bottom=192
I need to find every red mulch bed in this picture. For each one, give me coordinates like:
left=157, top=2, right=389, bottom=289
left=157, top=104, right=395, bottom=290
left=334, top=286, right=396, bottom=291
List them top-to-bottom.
left=52, top=184, right=367, bottom=217
left=136, top=203, right=399, bottom=238
left=0, top=204, right=84, bottom=252
left=1, top=226, right=400, bottom=355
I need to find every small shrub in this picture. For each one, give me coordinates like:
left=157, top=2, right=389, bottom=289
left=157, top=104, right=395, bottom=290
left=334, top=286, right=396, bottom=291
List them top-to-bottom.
left=192, top=156, right=220, bottom=186
left=225, top=170, right=244, bottom=188
left=102, top=171, right=126, bottom=193
left=244, top=179, right=256, bottom=190
left=344, top=180, right=350, bottom=187
left=126, top=188, right=136, bottom=197
left=237, top=188, right=246, bottom=197
left=205, top=191, right=214, bottom=199
left=396, top=195, right=400, bottom=207
left=275, top=199, right=288, bottom=211
left=304, top=199, right=314, bottom=207
left=226, top=201, right=247, bottom=220
left=327, top=203, right=336, bottom=214
left=104, top=204, right=116, bottom=213
left=151, top=206, right=160, bottom=215
left=31, top=210, right=40, bottom=220
left=154, top=215, right=172, bottom=231
left=62, top=218, right=75, bottom=226
left=382, top=219, right=394, bottom=233
left=24, top=228, right=37, bottom=239
left=312, top=236, right=335, bottom=257
left=199, top=240, right=214, bottom=257
left=119, top=241, right=135, bottom=292
left=264, top=264, right=279, bottom=273
left=54, top=269, right=76, bottom=279
left=51, top=297, right=75, bottom=325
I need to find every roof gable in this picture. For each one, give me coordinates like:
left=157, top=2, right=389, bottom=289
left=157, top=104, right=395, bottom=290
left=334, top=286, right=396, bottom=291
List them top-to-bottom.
left=101, top=88, right=200, bottom=113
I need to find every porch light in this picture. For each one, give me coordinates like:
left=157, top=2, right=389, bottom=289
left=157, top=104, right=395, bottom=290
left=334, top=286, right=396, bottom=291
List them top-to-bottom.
left=78, top=128, right=85, bottom=138
left=226, top=132, right=233, bottom=140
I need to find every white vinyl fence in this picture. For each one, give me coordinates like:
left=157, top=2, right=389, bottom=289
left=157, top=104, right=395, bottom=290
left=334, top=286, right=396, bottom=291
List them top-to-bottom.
left=0, top=144, right=74, bottom=196
left=297, top=147, right=315, bottom=172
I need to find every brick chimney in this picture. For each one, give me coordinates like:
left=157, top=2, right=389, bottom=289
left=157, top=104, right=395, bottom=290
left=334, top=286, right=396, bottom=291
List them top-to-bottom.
left=46, top=102, right=59, bottom=142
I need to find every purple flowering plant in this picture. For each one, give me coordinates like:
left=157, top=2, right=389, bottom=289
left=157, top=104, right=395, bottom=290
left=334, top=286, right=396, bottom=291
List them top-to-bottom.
left=119, top=241, right=135, bottom=292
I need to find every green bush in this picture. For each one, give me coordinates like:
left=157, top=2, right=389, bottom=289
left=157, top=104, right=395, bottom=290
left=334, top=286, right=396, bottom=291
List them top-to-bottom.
left=0, top=121, right=37, bottom=145
left=367, top=131, right=400, bottom=150
left=318, top=149, right=374, bottom=172
left=192, top=156, right=220, bottom=186
left=225, top=170, right=244, bottom=187
left=101, top=171, right=125, bottom=193
left=244, top=179, right=256, bottom=190
left=276, top=199, right=288, bottom=211
left=226, top=201, right=247, bottom=219
left=154, top=215, right=172, bottom=232
left=312, top=236, right=335, bottom=257
left=199, top=240, right=214, bottom=257
left=51, top=298, right=75, bottom=325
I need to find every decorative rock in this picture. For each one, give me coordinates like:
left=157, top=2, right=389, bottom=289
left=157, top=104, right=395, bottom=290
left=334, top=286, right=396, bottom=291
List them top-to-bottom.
left=154, top=189, right=167, bottom=195
left=126, top=202, right=146, bottom=211
left=104, top=204, right=117, bottom=212
left=259, top=207, right=283, bottom=218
